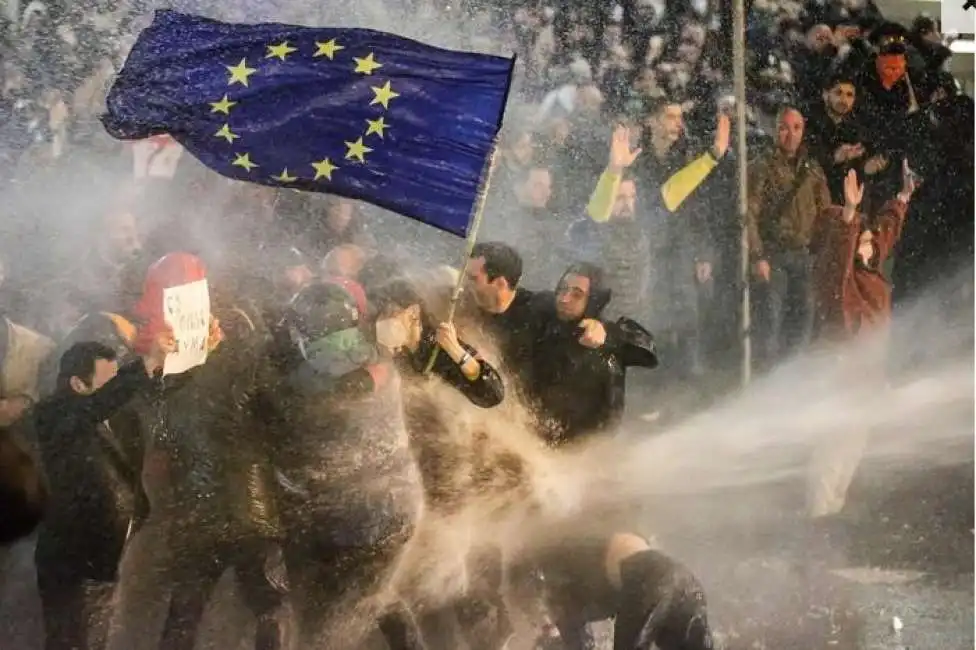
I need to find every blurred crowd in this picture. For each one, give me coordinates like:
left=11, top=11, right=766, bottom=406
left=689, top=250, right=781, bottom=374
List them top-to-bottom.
left=0, top=0, right=972, bottom=395
left=0, top=1, right=973, bottom=649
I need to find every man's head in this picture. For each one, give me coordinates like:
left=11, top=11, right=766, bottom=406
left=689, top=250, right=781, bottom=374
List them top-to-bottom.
left=805, top=24, right=835, bottom=54
left=823, top=75, right=856, bottom=119
left=646, top=99, right=684, bottom=146
left=776, top=106, right=805, bottom=156
left=516, top=166, right=552, bottom=209
left=611, top=178, right=637, bottom=220
left=324, top=197, right=356, bottom=233
left=103, top=209, right=142, bottom=264
left=467, top=242, right=522, bottom=313
left=321, top=244, right=366, bottom=281
left=555, top=262, right=609, bottom=322
left=555, top=272, right=591, bottom=322
left=57, top=341, right=119, bottom=395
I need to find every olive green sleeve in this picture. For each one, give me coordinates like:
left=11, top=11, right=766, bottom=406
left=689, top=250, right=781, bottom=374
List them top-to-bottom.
left=660, top=151, right=718, bottom=212
left=586, top=169, right=623, bottom=223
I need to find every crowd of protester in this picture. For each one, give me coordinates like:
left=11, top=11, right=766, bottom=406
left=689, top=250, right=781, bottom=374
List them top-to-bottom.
left=0, top=0, right=973, bottom=649
left=0, top=0, right=971, bottom=383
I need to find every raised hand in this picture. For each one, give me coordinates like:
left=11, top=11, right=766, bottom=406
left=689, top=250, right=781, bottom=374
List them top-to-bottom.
left=713, top=113, right=731, bottom=159
left=608, top=125, right=641, bottom=173
left=899, top=158, right=918, bottom=200
left=843, top=168, right=864, bottom=207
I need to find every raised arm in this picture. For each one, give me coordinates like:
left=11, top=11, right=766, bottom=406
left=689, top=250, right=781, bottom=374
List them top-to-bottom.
left=660, top=112, right=730, bottom=212
left=586, top=125, right=641, bottom=223
left=874, top=159, right=916, bottom=262
left=77, top=327, right=175, bottom=425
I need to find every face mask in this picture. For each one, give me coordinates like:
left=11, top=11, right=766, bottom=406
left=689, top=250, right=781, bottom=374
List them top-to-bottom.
left=876, top=54, right=906, bottom=90
left=375, top=317, right=409, bottom=350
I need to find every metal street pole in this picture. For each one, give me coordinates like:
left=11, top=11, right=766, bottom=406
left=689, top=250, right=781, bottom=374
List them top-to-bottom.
left=733, top=0, right=752, bottom=387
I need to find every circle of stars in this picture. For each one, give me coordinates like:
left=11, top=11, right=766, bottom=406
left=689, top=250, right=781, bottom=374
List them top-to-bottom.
left=209, top=39, right=401, bottom=185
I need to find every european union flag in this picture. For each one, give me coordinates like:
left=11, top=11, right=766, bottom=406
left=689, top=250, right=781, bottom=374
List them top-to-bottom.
left=102, top=10, right=514, bottom=237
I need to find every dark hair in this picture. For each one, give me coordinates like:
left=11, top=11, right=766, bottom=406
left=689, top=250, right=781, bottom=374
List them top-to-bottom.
left=824, top=73, right=857, bottom=91
left=645, top=96, right=684, bottom=117
left=470, top=241, right=523, bottom=288
left=358, top=254, right=405, bottom=295
left=562, top=261, right=606, bottom=286
left=371, top=279, right=424, bottom=317
left=56, top=341, right=118, bottom=392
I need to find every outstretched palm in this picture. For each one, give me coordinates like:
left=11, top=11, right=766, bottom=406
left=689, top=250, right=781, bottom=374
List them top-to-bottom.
left=608, top=125, right=641, bottom=172
left=843, top=168, right=864, bottom=208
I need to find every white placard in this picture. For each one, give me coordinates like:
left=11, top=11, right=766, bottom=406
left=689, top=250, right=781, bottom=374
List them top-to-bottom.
left=133, top=135, right=185, bottom=180
left=162, top=279, right=211, bottom=376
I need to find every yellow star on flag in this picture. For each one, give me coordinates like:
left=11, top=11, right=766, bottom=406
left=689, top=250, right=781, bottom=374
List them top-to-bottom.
left=313, top=39, right=344, bottom=60
left=266, top=41, right=297, bottom=61
left=353, top=52, right=382, bottom=75
left=226, top=58, right=257, bottom=87
left=370, top=81, right=400, bottom=109
left=210, top=95, right=237, bottom=115
left=365, top=116, right=389, bottom=138
left=215, top=124, right=239, bottom=144
left=344, top=137, right=373, bottom=163
left=232, top=152, right=258, bottom=172
left=311, top=158, right=338, bottom=181
left=272, top=168, right=297, bottom=183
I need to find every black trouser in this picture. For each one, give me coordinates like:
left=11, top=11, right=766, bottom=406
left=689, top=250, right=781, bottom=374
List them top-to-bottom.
left=287, top=527, right=418, bottom=650
left=35, top=528, right=122, bottom=650
left=157, top=537, right=285, bottom=650
left=550, top=550, right=714, bottom=650
left=36, top=569, right=115, bottom=650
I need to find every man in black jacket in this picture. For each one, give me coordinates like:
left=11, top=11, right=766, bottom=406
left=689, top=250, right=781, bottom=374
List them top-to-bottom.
left=530, top=262, right=658, bottom=447
left=33, top=331, right=173, bottom=650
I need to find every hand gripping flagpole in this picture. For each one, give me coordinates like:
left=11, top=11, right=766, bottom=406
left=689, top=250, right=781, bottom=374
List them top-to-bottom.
left=423, top=143, right=500, bottom=375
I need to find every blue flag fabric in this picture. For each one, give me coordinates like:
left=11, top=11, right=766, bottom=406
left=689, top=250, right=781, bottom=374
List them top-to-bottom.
left=102, top=10, right=514, bottom=237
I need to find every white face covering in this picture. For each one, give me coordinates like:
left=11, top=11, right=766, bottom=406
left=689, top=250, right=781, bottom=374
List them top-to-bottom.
left=375, top=317, right=409, bottom=350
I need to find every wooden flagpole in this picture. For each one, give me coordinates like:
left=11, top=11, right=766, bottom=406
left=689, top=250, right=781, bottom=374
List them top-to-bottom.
left=423, top=144, right=500, bottom=375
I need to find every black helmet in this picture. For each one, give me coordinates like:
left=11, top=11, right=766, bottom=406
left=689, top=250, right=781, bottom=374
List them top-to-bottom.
left=281, top=281, right=374, bottom=377
left=284, top=282, right=362, bottom=343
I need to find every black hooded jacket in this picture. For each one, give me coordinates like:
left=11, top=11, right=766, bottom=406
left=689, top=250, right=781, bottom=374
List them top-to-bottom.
left=528, top=263, right=657, bottom=446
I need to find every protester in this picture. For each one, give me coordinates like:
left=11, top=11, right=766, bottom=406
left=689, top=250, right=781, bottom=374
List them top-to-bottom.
left=746, top=105, right=832, bottom=367
left=806, top=165, right=915, bottom=526
left=528, top=262, right=657, bottom=446
left=33, top=328, right=175, bottom=650
left=531, top=531, right=715, bottom=650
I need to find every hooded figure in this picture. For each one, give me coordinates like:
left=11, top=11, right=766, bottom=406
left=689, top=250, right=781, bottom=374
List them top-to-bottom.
left=529, top=262, right=657, bottom=446
left=269, top=280, right=422, bottom=650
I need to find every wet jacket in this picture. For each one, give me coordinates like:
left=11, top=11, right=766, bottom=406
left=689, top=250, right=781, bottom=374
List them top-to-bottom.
left=746, top=147, right=832, bottom=259
left=813, top=199, right=908, bottom=341
left=529, top=266, right=658, bottom=446
left=460, top=288, right=550, bottom=398
left=140, top=323, right=282, bottom=547
left=398, top=325, right=504, bottom=409
left=273, top=354, right=421, bottom=548
left=33, top=360, right=152, bottom=581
